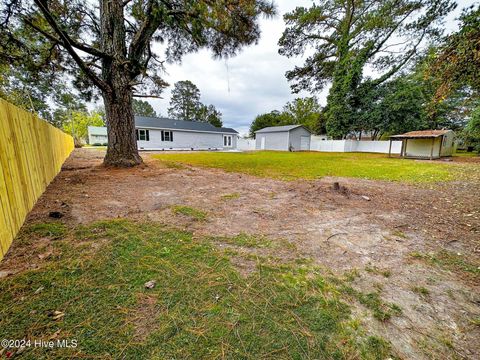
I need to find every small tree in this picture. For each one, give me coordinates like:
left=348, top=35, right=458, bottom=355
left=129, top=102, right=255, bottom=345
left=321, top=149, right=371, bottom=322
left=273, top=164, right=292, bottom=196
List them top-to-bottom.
left=168, top=81, right=202, bottom=121
left=283, top=97, right=324, bottom=134
left=132, top=99, right=157, bottom=118
left=197, top=104, right=223, bottom=127
left=462, top=106, right=480, bottom=153
left=63, top=111, right=105, bottom=144
left=249, top=111, right=289, bottom=137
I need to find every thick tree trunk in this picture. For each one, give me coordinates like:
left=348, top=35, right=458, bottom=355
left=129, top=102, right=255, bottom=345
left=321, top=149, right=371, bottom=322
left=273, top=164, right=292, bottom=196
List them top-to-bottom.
left=100, top=0, right=142, bottom=167
left=103, top=84, right=142, bottom=167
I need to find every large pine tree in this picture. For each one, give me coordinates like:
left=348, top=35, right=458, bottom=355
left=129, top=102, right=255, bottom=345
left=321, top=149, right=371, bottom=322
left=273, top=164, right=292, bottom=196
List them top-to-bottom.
left=1, top=0, right=274, bottom=166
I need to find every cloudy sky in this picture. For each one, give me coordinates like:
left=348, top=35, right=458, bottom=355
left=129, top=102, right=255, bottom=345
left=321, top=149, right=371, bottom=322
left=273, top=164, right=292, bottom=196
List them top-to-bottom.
left=148, top=0, right=476, bottom=136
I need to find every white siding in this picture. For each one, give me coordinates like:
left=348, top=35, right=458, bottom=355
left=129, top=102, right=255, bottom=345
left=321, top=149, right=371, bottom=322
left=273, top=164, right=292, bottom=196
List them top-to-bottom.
left=289, top=127, right=311, bottom=151
left=137, top=129, right=236, bottom=150
left=255, top=132, right=289, bottom=150
left=89, top=134, right=108, bottom=145
left=238, top=138, right=256, bottom=150
left=405, top=138, right=442, bottom=158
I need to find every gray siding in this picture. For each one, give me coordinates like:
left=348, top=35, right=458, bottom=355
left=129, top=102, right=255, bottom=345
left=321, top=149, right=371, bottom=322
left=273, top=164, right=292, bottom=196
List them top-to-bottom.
left=289, top=127, right=311, bottom=151
left=255, top=128, right=311, bottom=151
left=137, top=129, right=236, bottom=150
left=255, top=132, right=289, bottom=150
left=89, top=134, right=108, bottom=145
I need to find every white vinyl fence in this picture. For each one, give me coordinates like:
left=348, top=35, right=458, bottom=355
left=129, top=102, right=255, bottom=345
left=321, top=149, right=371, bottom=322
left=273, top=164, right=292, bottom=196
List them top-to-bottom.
left=237, top=138, right=256, bottom=151
left=310, top=138, right=402, bottom=154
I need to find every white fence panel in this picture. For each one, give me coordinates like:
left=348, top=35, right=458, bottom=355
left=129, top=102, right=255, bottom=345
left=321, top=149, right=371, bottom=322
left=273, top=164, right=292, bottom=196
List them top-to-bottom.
left=238, top=138, right=256, bottom=151
left=309, top=138, right=402, bottom=154
left=310, top=139, right=347, bottom=152
left=355, top=140, right=401, bottom=154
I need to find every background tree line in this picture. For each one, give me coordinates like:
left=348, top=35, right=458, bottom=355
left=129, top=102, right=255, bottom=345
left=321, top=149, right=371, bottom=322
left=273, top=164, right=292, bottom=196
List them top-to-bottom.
left=265, top=2, right=479, bottom=150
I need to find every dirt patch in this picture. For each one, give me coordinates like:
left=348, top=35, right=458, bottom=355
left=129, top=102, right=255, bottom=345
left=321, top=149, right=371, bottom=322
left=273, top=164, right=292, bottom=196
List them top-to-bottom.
left=1, top=148, right=479, bottom=359
left=131, top=293, right=161, bottom=342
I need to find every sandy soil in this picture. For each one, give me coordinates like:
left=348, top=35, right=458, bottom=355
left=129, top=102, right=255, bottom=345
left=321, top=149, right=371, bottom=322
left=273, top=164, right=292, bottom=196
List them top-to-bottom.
left=2, top=148, right=479, bottom=359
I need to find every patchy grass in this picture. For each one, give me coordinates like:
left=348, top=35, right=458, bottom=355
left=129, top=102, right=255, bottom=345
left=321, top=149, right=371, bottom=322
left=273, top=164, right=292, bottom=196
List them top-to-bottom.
left=453, top=150, right=479, bottom=158
left=151, top=151, right=477, bottom=183
left=221, top=192, right=241, bottom=200
left=171, top=205, right=207, bottom=221
left=0, top=220, right=397, bottom=359
left=27, top=222, right=67, bottom=238
left=391, top=230, right=407, bottom=239
left=212, top=233, right=295, bottom=250
left=410, top=250, right=480, bottom=281
left=365, top=265, right=392, bottom=278
left=340, top=285, right=402, bottom=321
left=412, top=286, right=430, bottom=297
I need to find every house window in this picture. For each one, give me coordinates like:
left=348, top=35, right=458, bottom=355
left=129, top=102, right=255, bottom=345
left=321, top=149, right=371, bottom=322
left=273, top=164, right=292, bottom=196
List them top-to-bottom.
left=136, top=129, right=150, bottom=141
left=161, top=130, right=173, bottom=142
left=223, top=135, right=232, bottom=147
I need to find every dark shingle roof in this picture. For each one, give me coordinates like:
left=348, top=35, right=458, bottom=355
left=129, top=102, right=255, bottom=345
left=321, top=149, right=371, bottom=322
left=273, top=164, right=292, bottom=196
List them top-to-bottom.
left=135, top=116, right=238, bottom=134
left=255, top=125, right=309, bottom=133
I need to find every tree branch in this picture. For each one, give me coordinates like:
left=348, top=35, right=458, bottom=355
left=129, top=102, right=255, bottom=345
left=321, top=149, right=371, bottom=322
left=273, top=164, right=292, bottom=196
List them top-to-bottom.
left=33, top=0, right=110, bottom=93
left=23, top=17, right=108, bottom=59
left=370, top=30, right=427, bottom=87
left=133, top=94, right=163, bottom=98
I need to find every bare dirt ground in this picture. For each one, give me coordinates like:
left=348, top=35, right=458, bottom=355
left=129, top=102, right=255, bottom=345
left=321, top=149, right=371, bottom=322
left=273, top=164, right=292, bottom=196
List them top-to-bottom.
left=2, top=148, right=479, bottom=359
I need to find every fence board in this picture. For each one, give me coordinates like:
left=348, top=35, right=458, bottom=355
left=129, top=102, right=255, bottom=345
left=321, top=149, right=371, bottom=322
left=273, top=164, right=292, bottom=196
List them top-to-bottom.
left=0, top=99, right=74, bottom=261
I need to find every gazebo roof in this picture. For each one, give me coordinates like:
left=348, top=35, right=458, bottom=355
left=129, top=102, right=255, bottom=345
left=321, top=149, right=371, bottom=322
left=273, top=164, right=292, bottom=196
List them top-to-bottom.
left=390, top=130, right=451, bottom=139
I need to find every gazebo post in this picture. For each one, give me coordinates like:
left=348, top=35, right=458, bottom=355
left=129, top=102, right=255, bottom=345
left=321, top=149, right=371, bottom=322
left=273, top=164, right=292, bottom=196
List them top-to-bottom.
left=430, top=138, right=435, bottom=160
left=388, top=139, right=392, bottom=157
left=403, top=139, right=408, bottom=158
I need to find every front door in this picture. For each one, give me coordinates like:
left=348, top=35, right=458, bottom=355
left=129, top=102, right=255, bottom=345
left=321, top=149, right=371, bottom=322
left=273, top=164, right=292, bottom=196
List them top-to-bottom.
left=223, top=135, right=232, bottom=148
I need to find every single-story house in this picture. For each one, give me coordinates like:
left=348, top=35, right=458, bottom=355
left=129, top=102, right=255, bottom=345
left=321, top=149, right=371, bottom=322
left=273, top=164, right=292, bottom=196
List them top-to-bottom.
left=88, top=116, right=239, bottom=150
left=135, top=116, right=238, bottom=150
left=255, top=125, right=311, bottom=151
left=88, top=126, right=108, bottom=145
left=389, top=130, right=454, bottom=159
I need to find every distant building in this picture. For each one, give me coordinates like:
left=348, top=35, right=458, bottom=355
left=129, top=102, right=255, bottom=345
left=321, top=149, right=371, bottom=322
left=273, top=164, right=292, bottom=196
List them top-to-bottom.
left=255, top=125, right=311, bottom=151
left=87, top=126, right=108, bottom=145
left=389, top=130, right=455, bottom=159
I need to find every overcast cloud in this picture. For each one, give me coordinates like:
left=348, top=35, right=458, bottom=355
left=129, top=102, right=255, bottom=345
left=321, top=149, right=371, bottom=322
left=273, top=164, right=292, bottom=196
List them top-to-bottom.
left=149, top=0, right=476, bottom=136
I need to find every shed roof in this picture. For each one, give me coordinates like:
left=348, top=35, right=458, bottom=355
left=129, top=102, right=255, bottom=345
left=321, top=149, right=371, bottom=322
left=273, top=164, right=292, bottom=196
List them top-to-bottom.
left=135, top=116, right=238, bottom=134
left=255, top=125, right=310, bottom=133
left=88, top=126, right=107, bottom=136
left=390, top=130, right=452, bottom=139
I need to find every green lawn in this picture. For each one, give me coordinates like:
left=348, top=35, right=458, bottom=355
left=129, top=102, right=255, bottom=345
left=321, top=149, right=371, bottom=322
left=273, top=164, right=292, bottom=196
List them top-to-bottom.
left=453, top=150, right=479, bottom=158
left=152, top=151, right=470, bottom=183
left=0, top=220, right=396, bottom=359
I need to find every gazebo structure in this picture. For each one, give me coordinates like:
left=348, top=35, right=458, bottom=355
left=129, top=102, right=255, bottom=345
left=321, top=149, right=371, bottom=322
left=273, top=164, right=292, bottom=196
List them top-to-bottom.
left=389, top=130, right=454, bottom=159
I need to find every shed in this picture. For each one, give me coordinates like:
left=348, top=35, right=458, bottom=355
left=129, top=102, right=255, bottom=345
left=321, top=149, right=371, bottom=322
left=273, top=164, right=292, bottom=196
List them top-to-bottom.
left=255, top=125, right=311, bottom=151
left=88, top=126, right=108, bottom=145
left=389, top=130, right=454, bottom=159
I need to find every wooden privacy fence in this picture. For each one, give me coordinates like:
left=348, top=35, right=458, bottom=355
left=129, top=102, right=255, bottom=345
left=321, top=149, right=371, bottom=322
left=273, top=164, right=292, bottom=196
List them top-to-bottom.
left=0, top=99, right=74, bottom=261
